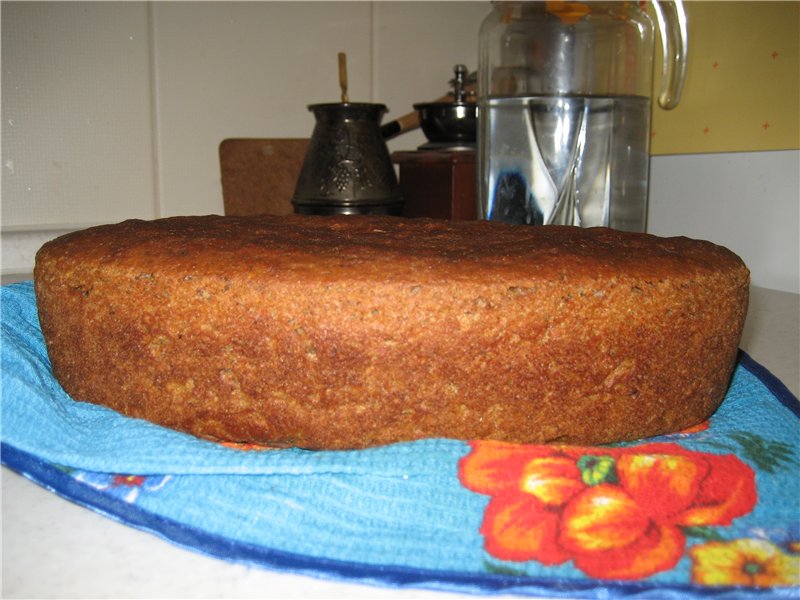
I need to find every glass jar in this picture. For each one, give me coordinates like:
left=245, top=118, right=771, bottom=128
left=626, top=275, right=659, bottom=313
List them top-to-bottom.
left=477, top=1, right=687, bottom=231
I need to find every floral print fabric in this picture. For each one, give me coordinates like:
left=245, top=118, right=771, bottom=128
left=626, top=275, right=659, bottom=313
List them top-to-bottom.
left=458, top=440, right=797, bottom=586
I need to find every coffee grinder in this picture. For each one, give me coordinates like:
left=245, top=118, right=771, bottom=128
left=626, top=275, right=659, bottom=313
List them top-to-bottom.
left=388, top=65, right=478, bottom=221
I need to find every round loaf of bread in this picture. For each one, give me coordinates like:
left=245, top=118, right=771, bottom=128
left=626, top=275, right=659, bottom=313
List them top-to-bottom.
left=34, top=215, right=749, bottom=449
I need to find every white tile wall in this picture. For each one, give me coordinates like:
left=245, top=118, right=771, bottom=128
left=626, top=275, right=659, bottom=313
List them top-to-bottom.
left=1, top=1, right=798, bottom=293
left=2, top=1, right=157, bottom=225
left=150, top=1, right=375, bottom=217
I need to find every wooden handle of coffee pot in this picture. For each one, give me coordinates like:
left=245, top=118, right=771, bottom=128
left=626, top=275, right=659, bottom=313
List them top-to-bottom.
left=338, top=52, right=349, bottom=104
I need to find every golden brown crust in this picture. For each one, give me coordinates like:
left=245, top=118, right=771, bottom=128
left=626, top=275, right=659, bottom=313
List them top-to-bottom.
left=34, top=215, right=749, bottom=449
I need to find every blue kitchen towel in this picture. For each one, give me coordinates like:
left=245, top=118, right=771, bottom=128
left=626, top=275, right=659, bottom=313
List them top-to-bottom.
left=2, top=280, right=798, bottom=598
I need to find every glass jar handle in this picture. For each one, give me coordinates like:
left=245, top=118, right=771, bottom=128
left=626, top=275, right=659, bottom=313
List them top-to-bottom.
left=652, top=0, right=688, bottom=109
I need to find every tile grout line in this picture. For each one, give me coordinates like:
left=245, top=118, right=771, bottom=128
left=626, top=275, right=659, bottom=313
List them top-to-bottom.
left=146, top=2, right=163, bottom=220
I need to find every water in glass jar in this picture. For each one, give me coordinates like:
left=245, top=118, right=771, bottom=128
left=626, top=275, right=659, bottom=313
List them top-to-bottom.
left=479, top=95, right=651, bottom=232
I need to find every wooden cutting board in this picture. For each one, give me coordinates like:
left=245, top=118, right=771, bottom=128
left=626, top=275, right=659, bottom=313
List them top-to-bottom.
left=219, top=138, right=309, bottom=216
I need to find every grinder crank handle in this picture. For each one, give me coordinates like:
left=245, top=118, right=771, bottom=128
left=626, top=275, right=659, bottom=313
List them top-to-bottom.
left=381, top=89, right=477, bottom=140
left=380, top=93, right=453, bottom=140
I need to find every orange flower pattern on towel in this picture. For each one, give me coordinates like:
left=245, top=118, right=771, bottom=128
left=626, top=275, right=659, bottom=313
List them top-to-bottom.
left=458, top=441, right=757, bottom=580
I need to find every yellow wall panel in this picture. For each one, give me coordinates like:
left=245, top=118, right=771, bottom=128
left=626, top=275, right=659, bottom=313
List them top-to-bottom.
left=650, top=1, right=799, bottom=155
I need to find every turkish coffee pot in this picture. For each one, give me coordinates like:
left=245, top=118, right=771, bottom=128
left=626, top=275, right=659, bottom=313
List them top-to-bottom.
left=292, top=53, right=403, bottom=216
left=292, top=102, right=403, bottom=215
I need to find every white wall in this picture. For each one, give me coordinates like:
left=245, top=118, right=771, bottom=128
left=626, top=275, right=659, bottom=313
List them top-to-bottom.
left=2, top=1, right=798, bottom=293
left=2, top=2, right=157, bottom=226
left=648, top=151, right=799, bottom=295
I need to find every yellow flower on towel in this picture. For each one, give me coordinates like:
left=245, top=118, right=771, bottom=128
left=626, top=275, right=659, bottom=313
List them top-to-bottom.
left=689, top=538, right=800, bottom=587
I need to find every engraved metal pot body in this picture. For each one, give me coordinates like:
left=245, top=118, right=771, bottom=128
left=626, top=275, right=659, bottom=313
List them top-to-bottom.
left=292, top=103, right=403, bottom=215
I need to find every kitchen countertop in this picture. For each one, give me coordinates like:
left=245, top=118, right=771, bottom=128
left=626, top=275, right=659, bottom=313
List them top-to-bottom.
left=2, top=283, right=798, bottom=599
